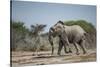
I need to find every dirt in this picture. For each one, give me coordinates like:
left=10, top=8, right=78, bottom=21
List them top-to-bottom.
left=11, top=49, right=96, bottom=67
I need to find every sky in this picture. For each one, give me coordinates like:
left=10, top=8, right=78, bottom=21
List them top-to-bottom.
left=11, top=1, right=96, bottom=32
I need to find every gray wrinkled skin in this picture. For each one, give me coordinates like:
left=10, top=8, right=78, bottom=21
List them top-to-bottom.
left=49, top=21, right=87, bottom=55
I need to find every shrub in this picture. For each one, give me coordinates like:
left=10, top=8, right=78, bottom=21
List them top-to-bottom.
left=64, top=20, right=96, bottom=33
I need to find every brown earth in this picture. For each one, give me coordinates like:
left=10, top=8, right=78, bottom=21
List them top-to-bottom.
left=11, top=49, right=96, bottom=67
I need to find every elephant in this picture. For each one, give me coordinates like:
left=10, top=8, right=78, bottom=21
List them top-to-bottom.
left=49, top=21, right=87, bottom=55
left=48, top=22, right=72, bottom=55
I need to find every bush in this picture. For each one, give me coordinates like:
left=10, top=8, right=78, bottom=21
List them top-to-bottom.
left=11, top=20, right=96, bottom=51
left=64, top=20, right=96, bottom=33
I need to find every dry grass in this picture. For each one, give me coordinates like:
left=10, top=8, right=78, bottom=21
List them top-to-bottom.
left=11, top=49, right=96, bottom=67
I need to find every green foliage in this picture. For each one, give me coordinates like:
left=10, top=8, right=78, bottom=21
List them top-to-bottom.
left=11, top=20, right=96, bottom=51
left=64, top=20, right=96, bottom=33
left=11, top=21, right=29, bottom=51
left=11, top=21, right=48, bottom=51
left=12, top=21, right=29, bottom=35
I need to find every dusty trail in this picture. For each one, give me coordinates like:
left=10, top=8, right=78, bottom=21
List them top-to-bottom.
left=11, top=49, right=96, bottom=67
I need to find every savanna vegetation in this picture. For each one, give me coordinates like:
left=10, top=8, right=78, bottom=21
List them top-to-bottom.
left=11, top=20, right=96, bottom=51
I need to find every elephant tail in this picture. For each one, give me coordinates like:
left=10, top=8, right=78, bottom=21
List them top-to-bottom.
left=83, top=32, right=89, bottom=40
left=84, top=32, right=89, bottom=37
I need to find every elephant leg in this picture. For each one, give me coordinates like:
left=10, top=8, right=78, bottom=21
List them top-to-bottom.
left=49, top=36, right=54, bottom=55
left=61, top=36, right=72, bottom=53
left=59, top=37, right=69, bottom=54
left=57, top=39, right=63, bottom=55
left=64, top=39, right=72, bottom=53
left=49, top=40, right=54, bottom=55
left=79, top=40, right=86, bottom=54
left=50, top=41, right=54, bottom=55
left=63, top=41, right=70, bottom=53
left=73, top=42, right=79, bottom=55
left=66, top=43, right=72, bottom=53
left=51, top=45, right=54, bottom=55
left=68, top=48, right=72, bottom=53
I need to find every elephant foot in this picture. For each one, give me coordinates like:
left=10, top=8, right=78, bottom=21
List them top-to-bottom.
left=65, top=50, right=72, bottom=54
left=69, top=50, right=72, bottom=53
left=65, top=51, right=69, bottom=53
left=83, top=51, right=86, bottom=54
left=51, top=52, right=54, bottom=55
left=57, top=52, right=61, bottom=56
left=76, top=52, right=80, bottom=55
left=32, top=53, right=35, bottom=56
left=51, top=53, right=53, bottom=55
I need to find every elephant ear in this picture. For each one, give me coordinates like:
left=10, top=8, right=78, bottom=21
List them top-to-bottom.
left=57, top=20, right=64, bottom=25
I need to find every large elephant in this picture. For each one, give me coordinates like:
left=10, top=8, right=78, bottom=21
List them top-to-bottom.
left=49, top=21, right=87, bottom=55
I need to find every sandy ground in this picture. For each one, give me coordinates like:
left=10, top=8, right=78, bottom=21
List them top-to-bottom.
left=11, top=49, right=96, bottom=67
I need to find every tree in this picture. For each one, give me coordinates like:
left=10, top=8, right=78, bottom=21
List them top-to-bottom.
left=64, top=20, right=96, bottom=33
left=11, top=21, right=29, bottom=50
left=29, top=24, right=46, bottom=53
left=30, top=24, right=46, bottom=37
